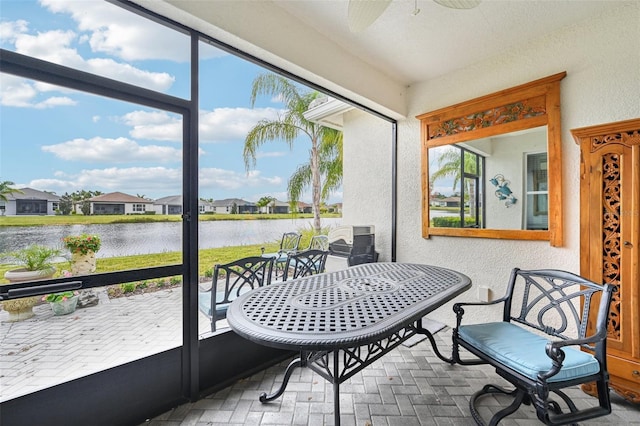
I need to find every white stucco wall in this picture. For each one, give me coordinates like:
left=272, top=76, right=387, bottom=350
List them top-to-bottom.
left=343, top=2, right=640, bottom=326
left=341, top=109, right=395, bottom=262
left=483, top=129, right=547, bottom=230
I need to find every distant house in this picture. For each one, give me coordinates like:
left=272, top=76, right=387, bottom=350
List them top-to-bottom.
left=1, top=187, right=60, bottom=216
left=86, top=192, right=153, bottom=215
left=153, top=195, right=183, bottom=215
left=431, top=197, right=461, bottom=208
left=211, top=198, right=257, bottom=214
left=198, top=199, right=215, bottom=214
left=259, top=199, right=290, bottom=214
left=296, top=201, right=312, bottom=214
left=329, top=203, right=343, bottom=214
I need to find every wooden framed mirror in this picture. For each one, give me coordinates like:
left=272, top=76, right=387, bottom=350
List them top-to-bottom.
left=417, top=72, right=566, bottom=246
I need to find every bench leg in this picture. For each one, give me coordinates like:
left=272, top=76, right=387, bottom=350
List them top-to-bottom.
left=469, top=383, right=526, bottom=426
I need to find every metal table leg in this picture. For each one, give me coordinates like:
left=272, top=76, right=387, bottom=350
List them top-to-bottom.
left=259, top=352, right=307, bottom=403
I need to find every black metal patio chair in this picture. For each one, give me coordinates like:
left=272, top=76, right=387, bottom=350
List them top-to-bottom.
left=261, top=232, right=302, bottom=277
left=307, top=235, right=329, bottom=251
left=282, top=249, right=329, bottom=281
left=198, top=256, right=274, bottom=332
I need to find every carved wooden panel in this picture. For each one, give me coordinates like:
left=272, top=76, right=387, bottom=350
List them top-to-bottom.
left=427, top=95, right=546, bottom=140
left=591, top=130, right=640, bottom=152
left=601, top=152, right=622, bottom=340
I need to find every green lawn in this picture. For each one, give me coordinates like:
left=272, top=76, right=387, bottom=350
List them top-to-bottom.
left=0, top=212, right=340, bottom=227
left=0, top=225, right=325, bottom=284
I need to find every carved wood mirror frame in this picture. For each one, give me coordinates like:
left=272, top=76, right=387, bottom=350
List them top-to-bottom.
left=417, top=72, right=566, bottom=246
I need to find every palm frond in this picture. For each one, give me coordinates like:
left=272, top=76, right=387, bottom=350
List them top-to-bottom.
left=243, top=120, right=299, bottom=170
left=287, top=164, right=312, bottom=204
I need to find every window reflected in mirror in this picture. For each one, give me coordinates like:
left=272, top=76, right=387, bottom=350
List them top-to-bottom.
left=429, top=145, right=484, bottom=228
left=525, top=152, right=548, bottom=230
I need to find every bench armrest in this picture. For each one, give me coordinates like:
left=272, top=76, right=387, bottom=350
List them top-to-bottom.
left=453, top=297, right=508, bottom=328
left=540, top=331, right=607, bottom=381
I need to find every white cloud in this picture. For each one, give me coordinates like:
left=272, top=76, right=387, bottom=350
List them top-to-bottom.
left=40, top=0, right=226, bottom=62
left=2, top=13, right=175, bottom=92
left=0, top=19, right=28, bottom=42
left=0, top=74, right=76, bottom=108
left=118, top=107, right=284, bottom=143
left=199, top=107, right=283, bottom=143
left=121, top=111, right=183, bottom=141
left=41, top=137, right=182, bottom=163
left=30, top=166, right=183, bottom=196
left=30, top=166, right=284, bottom=198
left=77, top=167, right=182, bottom=191
left=199, top=168, right=283, bottom=191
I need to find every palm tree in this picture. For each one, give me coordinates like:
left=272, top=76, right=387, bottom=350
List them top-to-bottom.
left=243, top=73, right=343, bottom=233
left=430, top=147, right=479, bottom=222
left=0, top=180, right=23, bottom=202
left=256, top=196, right=276, bottom=213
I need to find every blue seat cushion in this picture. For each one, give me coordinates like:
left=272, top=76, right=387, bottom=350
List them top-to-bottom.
left=262, top=252, right=288, bottom=263
left=197, top=291, right=229, bottom=318
left=458, top=322, right=600, bottom=383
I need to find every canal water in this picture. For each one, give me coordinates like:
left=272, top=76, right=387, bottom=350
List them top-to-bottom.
left=0, top=218, right=342, bottom=259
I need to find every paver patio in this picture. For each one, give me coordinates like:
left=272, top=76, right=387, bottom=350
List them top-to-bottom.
left=2, top=288, right=638, bottom=425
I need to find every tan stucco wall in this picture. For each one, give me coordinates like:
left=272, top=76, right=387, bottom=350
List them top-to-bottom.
left=343, top=2, right=640, bottom=326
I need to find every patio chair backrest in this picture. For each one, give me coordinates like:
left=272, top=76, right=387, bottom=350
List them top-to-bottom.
left=279, top=232, right=302, bottom=254
left=308, top=235, right=329, bottom=251
left=283, top=249, right=328, bottom=281
left=202, top=256, right=274, bottom=332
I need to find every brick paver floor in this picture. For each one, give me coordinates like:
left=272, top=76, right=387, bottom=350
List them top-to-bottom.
left=2, top=289, right=638, bottom=425
left=144, top=330, right=640, bottom=425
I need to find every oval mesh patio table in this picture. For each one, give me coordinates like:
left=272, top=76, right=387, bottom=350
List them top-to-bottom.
left=227, top=262, right=472, bottom=425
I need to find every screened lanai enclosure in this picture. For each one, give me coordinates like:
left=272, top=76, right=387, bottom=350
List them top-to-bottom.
left=0, top=1, right=396, bottom=424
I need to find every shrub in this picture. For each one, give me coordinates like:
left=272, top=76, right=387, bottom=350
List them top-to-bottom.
left=432, top=216, right=478, bottom=228
left=121, top=282, right=136, bottom=293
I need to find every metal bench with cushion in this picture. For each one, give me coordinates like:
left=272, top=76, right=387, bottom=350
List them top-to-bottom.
left=450, top=268, right=614, bottom=426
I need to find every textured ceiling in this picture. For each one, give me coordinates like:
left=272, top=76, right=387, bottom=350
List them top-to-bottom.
left=142, top=0, right=631, bottom=117
left=274, top=0, right=627, bottom=85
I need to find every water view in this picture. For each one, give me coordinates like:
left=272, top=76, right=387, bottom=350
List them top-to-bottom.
left=0, top=218, right=342, bottom=258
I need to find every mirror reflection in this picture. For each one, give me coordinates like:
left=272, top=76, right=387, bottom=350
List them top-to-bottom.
left=428, top=126, right=547, bottom=231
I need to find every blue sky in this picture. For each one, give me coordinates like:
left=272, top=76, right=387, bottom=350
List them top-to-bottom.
left=0, top=0, right=340, bottom=204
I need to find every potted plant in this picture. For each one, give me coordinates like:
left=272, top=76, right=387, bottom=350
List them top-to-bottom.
left=63, top=234, right=101, bottom=275
left=2, top=244, right=62, bottom=321
left=43, top=287, right=80, bottom=316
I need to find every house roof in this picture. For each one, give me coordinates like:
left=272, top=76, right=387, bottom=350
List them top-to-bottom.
left=141, top=0, right=629, bottom=118
left=7, top=187, right=60, bottom=202
left=89, top=192, right=152, bottom=204
left=154, top=195, right=182, bottom=205
left=211, top=198, right=256, bottom=207
left=270, top=199, right=290, bottom=207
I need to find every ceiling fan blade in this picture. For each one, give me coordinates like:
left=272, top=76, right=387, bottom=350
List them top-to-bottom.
left=347, top=0, right=392, bottom=33
left=433, top=0, right=481, bottom=9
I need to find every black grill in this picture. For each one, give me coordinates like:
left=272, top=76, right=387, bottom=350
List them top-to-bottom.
left=328, top=225, right=377, bottom=265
